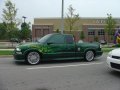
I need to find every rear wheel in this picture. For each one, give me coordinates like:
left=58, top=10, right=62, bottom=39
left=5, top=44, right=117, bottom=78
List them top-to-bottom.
left=84, top=50, right=94, bottom=62
left=26, top=51, right=40, bottom=65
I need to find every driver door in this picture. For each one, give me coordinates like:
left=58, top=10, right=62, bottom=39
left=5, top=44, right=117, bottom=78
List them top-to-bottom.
left=45, top=34, right=67, bottom=59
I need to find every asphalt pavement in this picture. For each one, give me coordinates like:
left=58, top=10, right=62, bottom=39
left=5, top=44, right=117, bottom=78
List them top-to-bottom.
left=0, top=53, right=120, bottom=90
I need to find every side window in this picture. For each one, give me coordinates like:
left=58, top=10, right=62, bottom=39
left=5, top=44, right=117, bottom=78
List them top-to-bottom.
left=48, top=35, right=65, bottom=44
left=65, top=35, right=74, bottom=44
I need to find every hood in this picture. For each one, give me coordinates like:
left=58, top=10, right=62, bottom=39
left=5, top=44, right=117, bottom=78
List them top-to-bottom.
left=18, top=42, right=41, bottom=49
left=111, top=48, right=120, bottom=56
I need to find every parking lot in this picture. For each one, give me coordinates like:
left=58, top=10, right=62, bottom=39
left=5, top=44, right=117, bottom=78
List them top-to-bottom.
left=0, top=53, right=120, bottom=90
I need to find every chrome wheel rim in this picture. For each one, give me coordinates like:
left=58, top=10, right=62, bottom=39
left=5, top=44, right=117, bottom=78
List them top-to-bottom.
left=86, top=51, right=94, bottom=61
left=27, top=52, right=40, bottom=65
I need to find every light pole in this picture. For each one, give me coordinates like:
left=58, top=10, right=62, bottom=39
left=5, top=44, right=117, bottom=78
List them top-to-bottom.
left=61, top=0, right=64, bottom=34
left=22, top=16, right=27, bottom=23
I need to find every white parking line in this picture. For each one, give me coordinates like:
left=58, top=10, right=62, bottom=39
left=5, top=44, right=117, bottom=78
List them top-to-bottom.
left=26, top=62, right=104, bottom=70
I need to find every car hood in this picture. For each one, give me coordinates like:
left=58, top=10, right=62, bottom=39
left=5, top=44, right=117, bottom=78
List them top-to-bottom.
left=18, top=42, right=41, bottom=49
left=111, top=48, right=120, bottom=56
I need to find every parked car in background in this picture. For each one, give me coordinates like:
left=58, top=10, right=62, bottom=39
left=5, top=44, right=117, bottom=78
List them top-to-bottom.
left=14, top=33, right=103, bottom=65
left=10, top=38, right=20, bottom=43
left=78, top=40, right=83, bottom=43
left=99, top=40, right=107, bottom=45
left=107, top=48, right=120, bottom=72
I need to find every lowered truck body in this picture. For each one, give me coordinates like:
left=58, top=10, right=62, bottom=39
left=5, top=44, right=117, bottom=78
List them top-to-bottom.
left=14, top=33, right=103, bottom=65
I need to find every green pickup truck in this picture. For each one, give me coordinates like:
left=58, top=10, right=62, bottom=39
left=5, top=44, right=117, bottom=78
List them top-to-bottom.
left=14, top=33, right=103, bottom=65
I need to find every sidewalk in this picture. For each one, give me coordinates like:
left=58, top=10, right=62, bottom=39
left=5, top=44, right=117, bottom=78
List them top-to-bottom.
left=0, top=42, right=18, bottom=49
left=0, top=49, right=14, bottom=51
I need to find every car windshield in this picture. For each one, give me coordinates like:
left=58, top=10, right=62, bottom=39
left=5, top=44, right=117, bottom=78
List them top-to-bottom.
left=37, top=34, right=52, bottom=44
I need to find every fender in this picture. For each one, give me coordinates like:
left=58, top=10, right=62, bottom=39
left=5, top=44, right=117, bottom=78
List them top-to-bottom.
left=23, top=48, right=43, bottom=58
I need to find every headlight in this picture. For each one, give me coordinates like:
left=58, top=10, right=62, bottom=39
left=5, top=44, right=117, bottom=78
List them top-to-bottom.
left=16, top=47, right=21, bottom=51
left=108, top=51, right=112, bottom=58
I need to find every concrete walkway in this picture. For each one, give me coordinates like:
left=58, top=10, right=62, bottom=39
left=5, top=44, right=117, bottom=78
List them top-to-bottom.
left=0, top=49, right=14, bottom=51
left=0, top=49, right=13, bottom=57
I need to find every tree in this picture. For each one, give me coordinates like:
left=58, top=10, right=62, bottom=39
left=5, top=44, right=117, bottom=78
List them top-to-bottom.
left=2, top=0, right=20, bottom=39
left=65, top=5, right=80, bottom=33
left=105, top=14, right=116, bottom=43
left=20, top=22, right=31, bottom=40
left=0, top=23, right=6, bottom=39
left=9, top=28, right=20, bottom=39
left=56, top=29, right=60, bottom=33
left=80, top=31, right=85, bottom=40
left=94, top=36, right=98, bottom=42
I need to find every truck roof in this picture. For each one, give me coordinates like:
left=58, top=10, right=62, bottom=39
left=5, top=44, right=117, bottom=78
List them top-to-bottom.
left=49, top=33, right=73, bottom=36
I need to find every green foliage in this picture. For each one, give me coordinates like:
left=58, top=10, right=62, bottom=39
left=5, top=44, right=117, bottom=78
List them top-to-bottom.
left=2, top=0, right=21, bottom=39
left=65, top=5, right=79, bottom=32
left=105, top=14, right=116, bottom=42
left=20, top=22, right=31, bottom=40
left=0, top=23, right=6, bottom=39
left=0, top=23, right=20, bottom=40
left=9, top=28, right=20, bottom=39
left=56, top=29, right=60, bottom=33
left=80, top=31, right=85, bottom=40
left=94, top=36, right=98, bottom=42
left=114, top=44, right=120, bottom=47
left=102, top=48, right=114, bottom=52
left=0, top=50, right=13, bottom=55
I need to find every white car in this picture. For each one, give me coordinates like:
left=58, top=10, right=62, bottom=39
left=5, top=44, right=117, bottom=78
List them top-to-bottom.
left=107, top=48, right=120, bottom=72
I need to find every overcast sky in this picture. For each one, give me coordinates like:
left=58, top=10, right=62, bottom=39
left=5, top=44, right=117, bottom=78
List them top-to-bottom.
left=0, top=0, right=120, bottom=24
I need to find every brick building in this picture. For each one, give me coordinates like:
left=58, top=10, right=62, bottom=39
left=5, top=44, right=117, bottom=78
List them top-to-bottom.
left=32, top=17, right=120, bottom=42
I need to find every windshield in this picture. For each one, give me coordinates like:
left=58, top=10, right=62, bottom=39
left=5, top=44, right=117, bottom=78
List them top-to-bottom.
left=37, top=34, right=52, bottom=44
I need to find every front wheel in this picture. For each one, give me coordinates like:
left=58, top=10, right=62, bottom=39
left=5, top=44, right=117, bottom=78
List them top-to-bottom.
left=84, top=50, right=94, bottom=62
left=26, top=51, right=40, bottom=65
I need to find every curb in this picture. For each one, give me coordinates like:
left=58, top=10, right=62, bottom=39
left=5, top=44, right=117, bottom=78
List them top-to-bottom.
left=0, top=49, right=14, bottom=51
left=0, top=55, right=13, bottom=58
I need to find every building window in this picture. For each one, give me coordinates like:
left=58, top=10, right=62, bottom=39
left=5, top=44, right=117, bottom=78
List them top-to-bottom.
left=43, top=29, right=49, bottom=36
left=88, top=30, right=95, bottom=35
left=98, top=30, right=105, bottom=35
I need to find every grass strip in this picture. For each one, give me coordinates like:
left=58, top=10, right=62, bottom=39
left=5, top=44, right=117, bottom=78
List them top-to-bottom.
left=102, top=48, right=115, bottom=52
left=0, top=50, right=13, bottom=55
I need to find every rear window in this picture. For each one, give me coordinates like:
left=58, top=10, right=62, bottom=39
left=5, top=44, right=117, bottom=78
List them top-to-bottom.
left=65, top=35, right=74, bottom=44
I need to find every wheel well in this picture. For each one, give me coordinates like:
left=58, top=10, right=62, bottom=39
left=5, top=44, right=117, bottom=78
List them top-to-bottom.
left=85, top=49, right=96, bottom=56
left=24, top=50, right=43, bottom=59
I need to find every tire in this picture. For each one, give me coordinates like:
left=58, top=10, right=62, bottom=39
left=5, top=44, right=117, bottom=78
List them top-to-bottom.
left=84, top=50, right=94, bottom=62
left=26, top=51, right=40, bottom=65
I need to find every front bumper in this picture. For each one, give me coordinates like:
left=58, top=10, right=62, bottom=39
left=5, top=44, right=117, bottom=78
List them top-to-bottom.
left=13, top=51, right=25, bottom=62
left=107, top=57, right=120, bottom=72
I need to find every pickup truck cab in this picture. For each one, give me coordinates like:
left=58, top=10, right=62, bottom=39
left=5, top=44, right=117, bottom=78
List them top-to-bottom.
left=14, top=33, right=103, bottom=65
